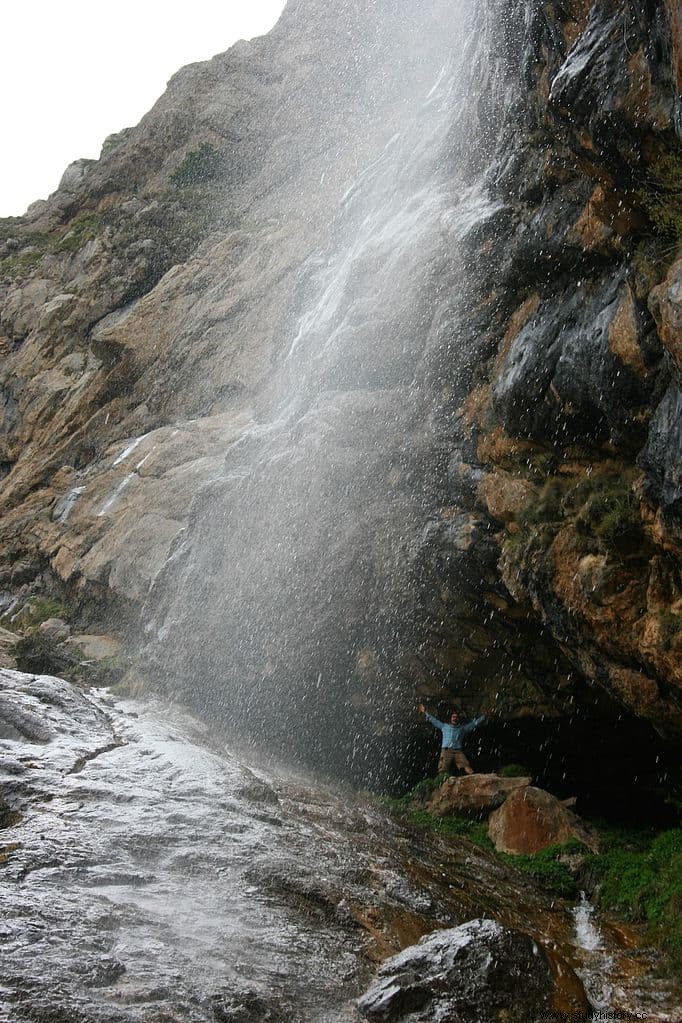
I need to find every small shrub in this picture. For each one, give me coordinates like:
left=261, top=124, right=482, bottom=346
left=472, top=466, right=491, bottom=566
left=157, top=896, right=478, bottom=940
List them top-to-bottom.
left=171, top=143, right=223, bottom=187
left=637, top=151, right=682, bottom=255
left=53, top=212, right=100, bottom=254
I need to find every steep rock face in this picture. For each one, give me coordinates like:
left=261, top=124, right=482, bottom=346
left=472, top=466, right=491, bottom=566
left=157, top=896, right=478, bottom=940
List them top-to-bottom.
left=0, top=0, right=681, bottom=798
left=0, top=0, right=456, bottom=607
left=459, top=0, right=682, bottom=756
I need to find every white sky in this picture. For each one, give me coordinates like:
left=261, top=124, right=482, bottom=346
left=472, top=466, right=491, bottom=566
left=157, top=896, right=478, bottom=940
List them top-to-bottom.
left=1, top=1, right=287, bottom=217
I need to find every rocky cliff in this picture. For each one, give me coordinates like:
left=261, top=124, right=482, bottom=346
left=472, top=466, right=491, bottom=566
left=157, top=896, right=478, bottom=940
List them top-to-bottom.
left=1, top=0, right=680, bottom=811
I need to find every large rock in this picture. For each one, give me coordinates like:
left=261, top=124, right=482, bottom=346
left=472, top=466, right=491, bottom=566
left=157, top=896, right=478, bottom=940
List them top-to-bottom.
left=649, top=257, right=682, bottom=372
left=640, top=382, right=682, bottom=524
left=427, top=773, right=531, bottom=818
left=488, top=786, right=599, bottom=855
left=356, top=918, right=588, bottom=1023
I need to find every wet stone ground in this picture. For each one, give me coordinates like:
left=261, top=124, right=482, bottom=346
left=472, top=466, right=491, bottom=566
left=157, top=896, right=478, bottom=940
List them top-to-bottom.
left=0, top=670, right=678, bottom=1022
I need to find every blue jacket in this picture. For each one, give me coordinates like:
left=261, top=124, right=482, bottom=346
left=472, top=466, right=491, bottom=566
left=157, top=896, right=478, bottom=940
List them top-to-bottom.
left=426, top=713, right=486, bottom=750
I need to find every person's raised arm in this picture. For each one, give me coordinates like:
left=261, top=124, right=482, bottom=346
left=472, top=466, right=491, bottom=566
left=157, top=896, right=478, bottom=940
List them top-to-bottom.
left=419, top=704, right=444, bottom=731
left=462, top=713, right=486, bottom=734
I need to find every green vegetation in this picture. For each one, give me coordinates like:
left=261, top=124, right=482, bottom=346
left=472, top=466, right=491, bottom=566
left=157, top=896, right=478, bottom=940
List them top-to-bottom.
left=171, top=143, right=223, bottom=187
left=637, top=151, right=682, bottom=255
left=0, top=211, right=102, bottom=280
left=52, top=211, right=100, bottom=254
left=0, top=249, right=43, bottom=280
left=507, top=471, right=644, bottom=560
left=576, top=478, right=641, bottom=545
left=0, top=596, right=70, bottom=632
left=381, top=773, right=449, bottom=811
left=381, top=775, right=493, bottom=849
left=381, top=779, right=680, bottom=974
left=398, top=807, right=494, bottom=850
left=586, top=828, right=682, bottom=974
left=500, top=841, right=583, bottom=899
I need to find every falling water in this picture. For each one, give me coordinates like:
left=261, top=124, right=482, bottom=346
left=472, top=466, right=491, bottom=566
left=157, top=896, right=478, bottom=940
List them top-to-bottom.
left=143, top=0, right=509, bottom=786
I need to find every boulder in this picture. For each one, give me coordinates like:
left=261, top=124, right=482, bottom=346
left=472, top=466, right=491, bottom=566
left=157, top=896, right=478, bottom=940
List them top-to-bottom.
left=649, top=257, right=682, bottom=372
left=477, top=473, right=534, bottom=524
left=38, top=617, right=71, bottom=643
left=66, top=634, right=121, bottom=661
left=427, top=773, right=531, bottom=818
left=488, top=786, right=599, bottom=855
left=356, top=918, right=587, bottom=1022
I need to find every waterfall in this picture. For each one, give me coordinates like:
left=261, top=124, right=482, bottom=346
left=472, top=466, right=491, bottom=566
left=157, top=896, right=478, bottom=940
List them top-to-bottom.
left=142, top=0, right=517, bottom=786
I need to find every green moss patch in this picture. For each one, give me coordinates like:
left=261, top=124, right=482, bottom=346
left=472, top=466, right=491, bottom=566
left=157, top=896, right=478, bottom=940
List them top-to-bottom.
left=171, top=143, right=223, bottom=187
left=637, top=151, right=682, bottom=256
left=52, top=212, right=101, bottom=254
left=0, top=249, right=43, bottom=280
left=506, top=470, right=645, bottom=564
left=0, top=596, right=70, bottom=632
left=401, top=808, right=495, bottom=849
left=586, top=827, right=682, bottom=974
left=500, top=841, right=583, bottom=899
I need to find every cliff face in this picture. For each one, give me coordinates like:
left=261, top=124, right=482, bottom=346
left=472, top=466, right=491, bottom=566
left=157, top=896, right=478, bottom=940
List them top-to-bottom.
left=1, top=1, right=680, bottom=803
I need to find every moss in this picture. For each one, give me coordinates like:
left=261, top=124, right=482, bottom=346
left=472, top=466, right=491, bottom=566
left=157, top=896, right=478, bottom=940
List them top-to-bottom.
left=171, top=143, right=223, bottom=187
left=637, top=151, right=682, bottom=255
left=52, top=211, right=101, bottom=254
left=0, top=212, right=101, bottom=279
left=0, top=249, right=43, bottom=280
left=507, top=472, right=643, bottom=560
left=520, top=478, right=567, bottom=525
left=580, top=483, right=641, bottom=544
left=0, top=596, right=70, bottom=632
left=26, top=596, right=70, bottom=623
left=382, top=773, right=448, bottom=813
left=381, top=777, right=493, bottom=849
left=404, top=808, right=494, bottom=849
left=585, top=827, right=682, bottom=975
left=500, top=842, right=582, bottom=899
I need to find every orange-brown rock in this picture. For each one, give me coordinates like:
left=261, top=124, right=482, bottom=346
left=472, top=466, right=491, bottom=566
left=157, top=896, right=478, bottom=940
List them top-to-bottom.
left=608, top=285, right=648, bottom=377
left=478, top=473, right=535, bottom=524
left=427, top=773, right=532, bottom=818
left=488, top=786, right=599, bottom=855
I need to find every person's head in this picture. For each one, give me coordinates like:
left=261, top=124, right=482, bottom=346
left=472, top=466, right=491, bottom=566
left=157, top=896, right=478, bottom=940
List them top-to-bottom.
left=450, top=710, right=460, bottom=724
